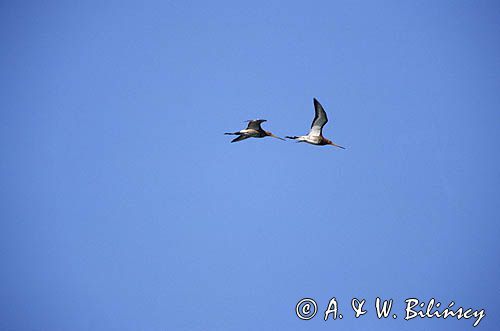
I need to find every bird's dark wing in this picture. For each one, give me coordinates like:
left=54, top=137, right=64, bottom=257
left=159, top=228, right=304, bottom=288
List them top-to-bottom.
left=308, top=98, right=328, bottom=137
left=245, top=119, right=266, bottom=131
left=231, top=135, right=250, bottom=143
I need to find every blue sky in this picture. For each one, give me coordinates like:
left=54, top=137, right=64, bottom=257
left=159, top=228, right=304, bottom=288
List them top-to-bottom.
left=1, top=1, right=499, bottom=330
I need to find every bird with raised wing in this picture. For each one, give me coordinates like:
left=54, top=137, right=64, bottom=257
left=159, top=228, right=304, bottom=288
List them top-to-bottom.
left=286, top=98, right=345, bottom=148
left=225, top=119, right=285, bottom=143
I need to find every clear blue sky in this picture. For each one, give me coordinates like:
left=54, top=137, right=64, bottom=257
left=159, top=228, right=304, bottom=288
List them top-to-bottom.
left=1, top=1, right=499, bottom=330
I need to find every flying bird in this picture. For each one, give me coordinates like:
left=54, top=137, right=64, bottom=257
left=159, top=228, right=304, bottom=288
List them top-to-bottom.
left=286, top=98, right=345, bottom=149
left=225, top=119, right=285, bottom=143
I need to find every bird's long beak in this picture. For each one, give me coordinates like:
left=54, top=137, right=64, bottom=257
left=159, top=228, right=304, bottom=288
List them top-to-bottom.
left=270, top=133, right=285, bottom=141
left=330, top=142, right=345, bottom=149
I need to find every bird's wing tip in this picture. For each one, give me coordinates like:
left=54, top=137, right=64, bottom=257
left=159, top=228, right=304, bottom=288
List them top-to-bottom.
left=245, top=119, right=267, bottom=122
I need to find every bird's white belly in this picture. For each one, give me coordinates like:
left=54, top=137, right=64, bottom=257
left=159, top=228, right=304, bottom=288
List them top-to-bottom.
left=241, top=129, right=258, bottom=134
left=304, top=135, right=321, bottom=144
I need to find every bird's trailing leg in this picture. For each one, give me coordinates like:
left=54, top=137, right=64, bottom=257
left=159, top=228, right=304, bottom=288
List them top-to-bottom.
left=285, top=136, right=306, bottom=143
